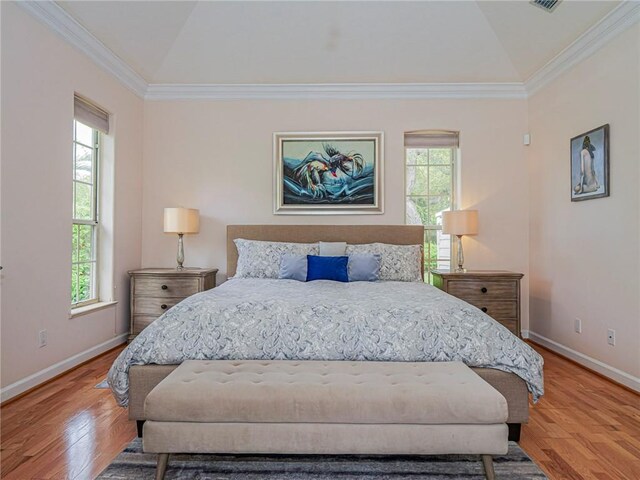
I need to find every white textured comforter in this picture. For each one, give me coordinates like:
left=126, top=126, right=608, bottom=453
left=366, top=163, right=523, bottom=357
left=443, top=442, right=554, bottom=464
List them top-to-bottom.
left=108, top=278, right=544, bottom=406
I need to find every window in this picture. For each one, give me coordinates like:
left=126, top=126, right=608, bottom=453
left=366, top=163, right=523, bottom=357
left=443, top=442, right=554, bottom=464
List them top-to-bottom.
left=72, top=95, right=109, bottom=308
left=72, top=120, right=99, bottom=306
left=404, top=131, right=458, bottom=283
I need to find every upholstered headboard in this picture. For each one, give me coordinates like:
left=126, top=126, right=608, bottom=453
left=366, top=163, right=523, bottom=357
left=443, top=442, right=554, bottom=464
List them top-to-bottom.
left=226, top=224, right=424, bottom=277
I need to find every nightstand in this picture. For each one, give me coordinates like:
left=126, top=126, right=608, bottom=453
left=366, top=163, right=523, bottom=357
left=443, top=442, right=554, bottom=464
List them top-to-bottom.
left=128, top=268, right=217, bottom=341
left=431, top=270, right=524, bottom=337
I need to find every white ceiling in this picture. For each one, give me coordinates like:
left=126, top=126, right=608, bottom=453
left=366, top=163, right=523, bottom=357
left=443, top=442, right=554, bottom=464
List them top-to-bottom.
left=57, top=0, right=619, bottom=85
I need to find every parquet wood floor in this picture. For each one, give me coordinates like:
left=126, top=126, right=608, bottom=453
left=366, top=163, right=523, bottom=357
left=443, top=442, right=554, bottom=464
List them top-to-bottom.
left=1, top=343, right=638, bottom=479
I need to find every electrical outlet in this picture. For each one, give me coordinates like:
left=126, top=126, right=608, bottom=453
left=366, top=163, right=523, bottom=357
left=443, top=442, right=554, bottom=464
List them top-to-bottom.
left=574, top=318, right=582, bottom=334
left=38, top=329, right=48, bottom=348
left=607, top=329, right=616, bottom=346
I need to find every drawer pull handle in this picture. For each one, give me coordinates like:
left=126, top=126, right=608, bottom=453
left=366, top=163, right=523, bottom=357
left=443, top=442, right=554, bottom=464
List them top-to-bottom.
left=161, top=285, right=168, bottom=290
left=481, top=287, right=487, bottom=293
left=161, top=304, right=168, bottom=310
left=481, top=307, right=488, bottom=313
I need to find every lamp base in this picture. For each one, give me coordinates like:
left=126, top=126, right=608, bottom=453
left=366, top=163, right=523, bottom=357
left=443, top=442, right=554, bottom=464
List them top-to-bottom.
left=176, top=233, right=185, bottom=270
left=455, top=235, right=466, bottom=272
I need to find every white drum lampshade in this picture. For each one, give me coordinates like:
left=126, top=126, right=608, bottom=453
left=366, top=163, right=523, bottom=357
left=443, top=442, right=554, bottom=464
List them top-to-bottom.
left=164, top=208, right=200, bottom=270
left=164, top=208, right=200, bottom=234
left=442, top=210, right=478, bottom=272
left=442, top=210, right=478, bottom=236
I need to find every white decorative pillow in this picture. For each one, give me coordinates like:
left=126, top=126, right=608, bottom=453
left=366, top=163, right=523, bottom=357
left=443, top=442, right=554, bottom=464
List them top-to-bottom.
left=234, top=239, right=319, bottom=279
left=319, top=241, right=347, bottom=256
left=345, top=243, right=422, bottom=282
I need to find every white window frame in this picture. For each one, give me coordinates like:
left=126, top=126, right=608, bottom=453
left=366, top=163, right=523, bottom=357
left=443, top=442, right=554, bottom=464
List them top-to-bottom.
left=72, top=120, right=100, bottom=308
left=404, top=146, right=457, bottom=283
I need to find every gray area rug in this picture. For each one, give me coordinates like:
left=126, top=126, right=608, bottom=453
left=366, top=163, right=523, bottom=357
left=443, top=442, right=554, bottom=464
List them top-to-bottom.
left=95, top=379, right=109, bottom=388
left=97, top=439, right=547, bottom=479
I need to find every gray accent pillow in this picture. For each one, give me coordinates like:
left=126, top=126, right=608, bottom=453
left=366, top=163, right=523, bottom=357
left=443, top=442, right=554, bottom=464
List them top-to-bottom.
left=234, top=239, right=319, bottom=278
left=319, top=241, right=347, bottom=256
left=345, top=243, right=422, bottom=282
left=279, top=254, right=308, bottom=282
left=348, top=254, right=381, bottom=282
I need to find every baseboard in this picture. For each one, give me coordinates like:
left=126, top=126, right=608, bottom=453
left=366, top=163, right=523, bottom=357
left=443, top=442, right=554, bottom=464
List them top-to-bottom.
left=527, top=330, right=640, bottom=393
left=0, top=333, right=127, bottom=403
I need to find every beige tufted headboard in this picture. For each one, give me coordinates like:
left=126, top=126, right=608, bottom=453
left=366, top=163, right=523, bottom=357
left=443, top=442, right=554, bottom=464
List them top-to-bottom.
left=227, top=224, right=425, bottom=278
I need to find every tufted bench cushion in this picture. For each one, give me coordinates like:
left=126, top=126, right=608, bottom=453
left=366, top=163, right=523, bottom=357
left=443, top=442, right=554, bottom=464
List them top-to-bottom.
left=143, top=360, right=508, bottom=480
left=145, top=360, right=508, bottom=425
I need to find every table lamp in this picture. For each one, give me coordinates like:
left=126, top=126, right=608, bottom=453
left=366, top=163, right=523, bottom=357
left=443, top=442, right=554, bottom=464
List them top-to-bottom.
left=164, top=207, right=200, bottom=270
left=442, top=210, right=478, bottom=272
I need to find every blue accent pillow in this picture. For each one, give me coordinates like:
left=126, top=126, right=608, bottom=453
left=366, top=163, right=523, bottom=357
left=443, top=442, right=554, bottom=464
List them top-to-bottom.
left=279, top=254, right=307, bottom=282
left=348, top=254, right=381, bottom=282
left=306, top=255, right=349, bottom=282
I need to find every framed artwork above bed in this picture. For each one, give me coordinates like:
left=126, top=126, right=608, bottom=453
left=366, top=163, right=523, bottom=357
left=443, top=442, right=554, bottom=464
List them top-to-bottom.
left=274, top=131, right=384, bottom=215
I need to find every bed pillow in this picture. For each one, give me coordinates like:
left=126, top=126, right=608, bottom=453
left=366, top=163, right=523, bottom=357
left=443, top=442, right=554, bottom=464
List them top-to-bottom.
left=234, top=239, right=319, bottom=278
left=319, top=241, right=347, bottom=256
left=345, top=243, right=422, bottom=282
left=279, top=254, right=308, bottom=282
left=348, top=254, right=382, bottom=282
left=306, top=255, right=349, bottom=282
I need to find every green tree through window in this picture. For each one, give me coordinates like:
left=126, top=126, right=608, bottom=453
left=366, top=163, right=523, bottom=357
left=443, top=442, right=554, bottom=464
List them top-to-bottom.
left=72, top=120, right=99, bottom=307
left=405, top=147, right=455, bottom=283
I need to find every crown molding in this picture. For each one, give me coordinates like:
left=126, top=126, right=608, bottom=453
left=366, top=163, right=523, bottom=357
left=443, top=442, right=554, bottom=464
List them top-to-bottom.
left=16, top=0, right=147, bottom=98
left=525, top=0, right=640, bottom=96
left=145, top=82, right=528, bottom=100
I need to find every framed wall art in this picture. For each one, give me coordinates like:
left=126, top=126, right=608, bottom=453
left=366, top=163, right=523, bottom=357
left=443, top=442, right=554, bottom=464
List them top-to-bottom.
left=570, top=124, right=609, bottom=202
left=274, top=131, right=383, bottom=214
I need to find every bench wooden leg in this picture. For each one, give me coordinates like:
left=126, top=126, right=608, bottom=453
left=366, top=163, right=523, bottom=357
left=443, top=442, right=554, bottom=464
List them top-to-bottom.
left=155, top=453, right=169, bottom=480
left=481, top=455, right=495, bottom=480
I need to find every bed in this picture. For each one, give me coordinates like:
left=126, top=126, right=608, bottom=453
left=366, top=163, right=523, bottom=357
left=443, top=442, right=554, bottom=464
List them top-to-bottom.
left=109, top=225, right=543, bottom=442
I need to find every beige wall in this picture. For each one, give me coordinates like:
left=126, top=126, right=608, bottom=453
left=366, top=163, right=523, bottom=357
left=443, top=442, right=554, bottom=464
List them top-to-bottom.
left=0, top=3, right=143, bottom=391
left=528, top=24, right=640, bottom=384
left=141, top=97, right=531, bottom=324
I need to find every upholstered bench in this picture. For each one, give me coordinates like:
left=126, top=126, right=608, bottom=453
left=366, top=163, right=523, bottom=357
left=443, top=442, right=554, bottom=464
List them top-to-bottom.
left=143, top=360, right=509, bottom=480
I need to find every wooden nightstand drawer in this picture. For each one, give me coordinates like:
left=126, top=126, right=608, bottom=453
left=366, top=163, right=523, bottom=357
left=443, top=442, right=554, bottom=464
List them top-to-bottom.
left=133, top=277, right=199, bottom=297
left=447, top=280, right=517, bottom=301
left=133, top=297, right=183, bottom=316
left=464, top=299, right=517, bottom=319
left=132, top=315, right=157, bottom=335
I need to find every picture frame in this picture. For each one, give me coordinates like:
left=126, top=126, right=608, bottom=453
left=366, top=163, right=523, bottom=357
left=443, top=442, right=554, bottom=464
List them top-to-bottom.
left=570, top=124, right=609, bottom=202
left=274, top=131, right=384, bottom=215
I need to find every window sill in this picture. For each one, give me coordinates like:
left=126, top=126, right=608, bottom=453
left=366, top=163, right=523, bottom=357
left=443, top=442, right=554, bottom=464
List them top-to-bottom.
left=69, top=300, right=118, bottom=319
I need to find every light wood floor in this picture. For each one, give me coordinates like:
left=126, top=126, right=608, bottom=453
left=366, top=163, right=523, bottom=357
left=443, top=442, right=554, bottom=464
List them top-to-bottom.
left=1, top=344, right=638, bottom=479
left=519, top=345, right=640, bottom=479
left=1, top=348, right=135, bottom=480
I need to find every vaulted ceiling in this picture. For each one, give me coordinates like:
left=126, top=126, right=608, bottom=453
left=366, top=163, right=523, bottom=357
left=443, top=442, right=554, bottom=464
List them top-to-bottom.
left=57, top=0, right=619, bottom=85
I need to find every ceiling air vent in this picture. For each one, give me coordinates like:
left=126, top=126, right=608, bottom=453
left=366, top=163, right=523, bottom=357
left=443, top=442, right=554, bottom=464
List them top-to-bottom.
left=530, top=0, right=561, bottom=13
